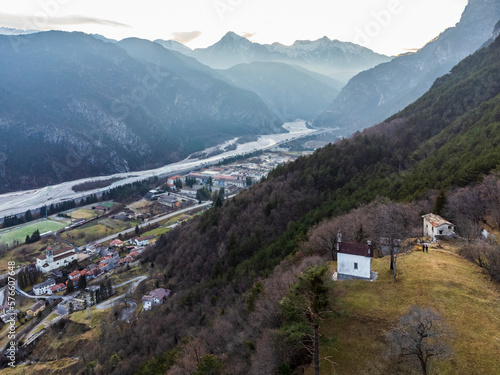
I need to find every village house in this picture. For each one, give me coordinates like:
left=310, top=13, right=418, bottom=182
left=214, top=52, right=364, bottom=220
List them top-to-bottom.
left=167, top=175, right=184, bottom=186
left=213, top=175, right=238, bottom=187
left=179, top=187, right=198, bottom=196
left=159, top=195, right=179, bottom=208
left=112, top=212, right=131, bottom=221
left=422, top=213, right=455, bottom=238
left=336, top=233, right=374, bottom=280
left=130, top=235, right=155, bottom=247
left=109, top=239, right=123, bottom=247
left=85, top=245, right=98, bottom=255
left=36, top=247, right=77, bottom=273
left=98, top=253, right=120, bottom=272
left=119, top=256, right=133, bottom=266
left=50, top=270, right=63, bottom=279
left=68, top=271, right=81, bottom=282
left=33, top=278, right=56, bottom=296
left=48, top=283, right=66, bottom=295
left=141, top=288, right=171, bottom=311
left=26, top=301, right=46, bottom=317
left=0, top=309, right=19, bottom=324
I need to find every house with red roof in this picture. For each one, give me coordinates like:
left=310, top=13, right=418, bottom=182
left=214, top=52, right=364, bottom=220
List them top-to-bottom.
left=167, top=175, right=184, bottom=186
left=422, top=213, right=455, bottom=238
left=336, top=232, right=374, bottom=280
left=109, top=239, right=123, bottom=247
left=68, top=270, right=81, bottom=281
left=48, top=283, right=66, bottom=294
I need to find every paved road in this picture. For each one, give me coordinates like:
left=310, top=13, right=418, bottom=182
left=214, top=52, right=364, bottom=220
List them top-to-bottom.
left=95, top=276, right=147, bottom=310
left=15, top=284, right=77, bottom=303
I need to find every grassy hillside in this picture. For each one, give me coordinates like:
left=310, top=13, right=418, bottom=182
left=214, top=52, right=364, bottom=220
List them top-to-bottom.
left=311, top=242, right=500, bottom=374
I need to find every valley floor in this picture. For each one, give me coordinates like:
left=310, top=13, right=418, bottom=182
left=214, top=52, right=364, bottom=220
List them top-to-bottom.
left=0, top=121, right=331, bottom=219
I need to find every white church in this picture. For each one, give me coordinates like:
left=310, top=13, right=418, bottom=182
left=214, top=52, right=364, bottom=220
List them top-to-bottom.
left=336, top=232, right=374, bottom=280
left=36, top=247, right=77, bottom=273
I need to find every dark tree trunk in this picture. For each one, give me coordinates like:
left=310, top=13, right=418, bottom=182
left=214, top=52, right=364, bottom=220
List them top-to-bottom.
left=314, top=323, right=320, bottom=375
left=419, top=356, right=427, bottom=375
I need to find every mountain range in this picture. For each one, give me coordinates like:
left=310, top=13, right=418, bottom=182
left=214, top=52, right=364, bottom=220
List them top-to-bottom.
left=1, top=0, right=499, bottom=195
left=314, top=0, right=500, bottom=131
left=0, top=31, right=282, bottom=193
left=184, top=32, right=392, bottom=83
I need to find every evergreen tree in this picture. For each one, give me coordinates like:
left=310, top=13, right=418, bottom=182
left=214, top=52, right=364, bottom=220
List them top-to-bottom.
left=174, top=178, right=183, bottom=190
left=434, top=190, right=447, bottom=216
left=280, top=264, right=333, bottom=375
left=78, top=274, right=87, bottom=290
left=66, top=279, right=75, bottom=294
left=193, top=354, right=223, bottom=375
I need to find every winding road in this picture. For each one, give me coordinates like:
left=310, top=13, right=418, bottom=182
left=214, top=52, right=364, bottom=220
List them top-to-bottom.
left=95, top=275, right=147, bottom=310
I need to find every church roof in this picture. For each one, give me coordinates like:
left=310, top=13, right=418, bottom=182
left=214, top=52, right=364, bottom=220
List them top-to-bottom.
left=338, top=242, right=374, bottom=258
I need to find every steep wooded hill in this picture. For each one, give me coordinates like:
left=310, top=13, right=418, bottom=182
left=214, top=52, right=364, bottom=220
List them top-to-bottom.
left=72, top=34, right=500, bottom=375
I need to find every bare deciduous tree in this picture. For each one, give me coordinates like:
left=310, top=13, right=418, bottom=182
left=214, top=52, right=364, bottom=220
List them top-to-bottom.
left=445, top=186, right=484, bottom=242
left=370, top=201, right=412, bottom=278
left=308, top=220, right=338, bottom=260
left=387, top=306, right=451, bottom=375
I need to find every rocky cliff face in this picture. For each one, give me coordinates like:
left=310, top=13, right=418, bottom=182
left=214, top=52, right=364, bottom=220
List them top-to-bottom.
left=314, top=0, right=500, bottom=132
left=0, top=32, right=282, bottom=193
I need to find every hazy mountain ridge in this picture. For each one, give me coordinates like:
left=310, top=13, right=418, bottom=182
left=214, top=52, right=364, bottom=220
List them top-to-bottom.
left=315, top=0, right=500, bottom=131
left=0, top=31, right=282, bottom=193
left=187, top=32, right=392, bottom=83
left=154, top=39, right=193, bottom=54
left=218, top=62, right=340, bottom=121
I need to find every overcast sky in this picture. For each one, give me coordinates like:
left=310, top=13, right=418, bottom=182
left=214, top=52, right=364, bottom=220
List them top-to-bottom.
left=0, top=0, right=468, bottom=55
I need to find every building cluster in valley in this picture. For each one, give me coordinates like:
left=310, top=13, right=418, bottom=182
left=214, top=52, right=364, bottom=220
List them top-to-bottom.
left=0, top=153, right=297, bottom=331
left=160, top=154, right=294, bottom=198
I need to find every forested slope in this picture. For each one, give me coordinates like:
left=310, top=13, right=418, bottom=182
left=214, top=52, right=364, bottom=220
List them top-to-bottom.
left=63, top=35, right=500, bottom=374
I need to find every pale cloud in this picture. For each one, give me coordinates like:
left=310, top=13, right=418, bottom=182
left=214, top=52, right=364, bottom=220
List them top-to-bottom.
left=0, top=12, right=129, bottom=30
left=171, top=31, right=201, bottom=44
left=241, top=32, right=256, bottom=40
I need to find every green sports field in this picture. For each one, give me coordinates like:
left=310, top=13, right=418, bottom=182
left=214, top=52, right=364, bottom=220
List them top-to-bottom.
left=0, top=220, right=66, bottom=246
